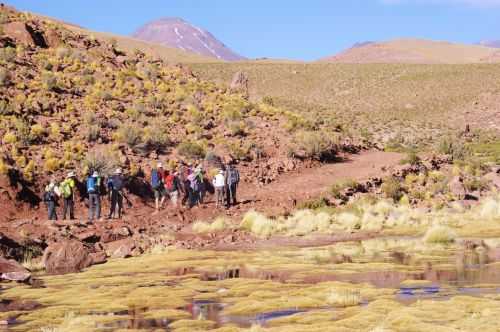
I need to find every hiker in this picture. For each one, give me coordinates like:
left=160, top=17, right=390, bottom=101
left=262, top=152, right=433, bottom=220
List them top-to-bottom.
left=151, top=163, right=166, bottom=212
left=178, top=163, right=189, bottom=207
left=225, top=164, right=240, bottom=208
left=195, top=165, right=205, bottom=204
left=107, top=168, right=125, bottom=219
left=187, top=168, right=200, bottom=208
left=164, top=169, right=181, bottom=208
left=213, top=169, right=225, bottom=208
left=87, top=170, right=101, bottom=222
left=60, top=171, right=76, bottom=220
left=44, top=179, right=59, bottom=221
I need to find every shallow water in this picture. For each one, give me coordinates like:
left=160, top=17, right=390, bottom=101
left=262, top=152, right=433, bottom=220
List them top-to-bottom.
left=2, top=236, right=500, bottom=331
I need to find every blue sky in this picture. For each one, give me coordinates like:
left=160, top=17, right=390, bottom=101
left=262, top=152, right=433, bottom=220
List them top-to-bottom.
left=7, top=0, right=500, bottom=60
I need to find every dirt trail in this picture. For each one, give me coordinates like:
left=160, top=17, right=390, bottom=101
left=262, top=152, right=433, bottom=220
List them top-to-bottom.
left=236, top=150, right=403, bottom=215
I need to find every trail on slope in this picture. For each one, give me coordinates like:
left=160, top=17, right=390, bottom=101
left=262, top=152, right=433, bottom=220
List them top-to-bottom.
left=237, top=150, right=403, bottom=215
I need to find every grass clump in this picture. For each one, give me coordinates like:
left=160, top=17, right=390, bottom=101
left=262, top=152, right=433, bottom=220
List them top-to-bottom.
left=381, top=176, right=404, bottom=202
left=240, top=210, right=275, bottom=238
left=192, top=217, right=229, bottom=234
left=423, top=225, right=456, bottom=244
left=326, top=289, right=362, bottom=307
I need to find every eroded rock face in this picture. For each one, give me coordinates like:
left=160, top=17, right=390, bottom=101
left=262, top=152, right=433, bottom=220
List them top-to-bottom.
left=2, top=21, right=47, bottom=48
left=42, top=240, right=104, bottom=275
left=0, top=256, right=31, bottom=282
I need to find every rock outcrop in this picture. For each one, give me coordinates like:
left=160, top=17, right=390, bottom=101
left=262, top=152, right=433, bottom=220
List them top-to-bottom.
left=42, top=240, right=106, bottom=274
left=0, top=256, right=31, bottom=282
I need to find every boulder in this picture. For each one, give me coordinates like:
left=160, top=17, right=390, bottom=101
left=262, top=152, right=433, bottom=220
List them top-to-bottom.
left=230, top=71, right=249, bottom=97
left=484, top=172, right=500, bottom=189
left=104, top=238, right=136, bottom=259
left=42, top=240, right=102, bottom=274
left=0, top=257, right=31, bottom=282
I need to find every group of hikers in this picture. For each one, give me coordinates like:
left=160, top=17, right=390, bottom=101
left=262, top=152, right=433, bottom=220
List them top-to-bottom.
left=43, top=161, right=240, bottom=222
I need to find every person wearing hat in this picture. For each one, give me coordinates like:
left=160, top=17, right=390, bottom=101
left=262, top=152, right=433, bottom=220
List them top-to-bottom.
left=151, top=162, right=166, bottom=213
left=107, top=168, right=125, bottom=219
left=212, top=169, right=226, bottom=209
left=86, top=170, right=102, bottom=223
left=59, top=171, right=77, bottom=220
left=43, top=178, right=59, bottom=221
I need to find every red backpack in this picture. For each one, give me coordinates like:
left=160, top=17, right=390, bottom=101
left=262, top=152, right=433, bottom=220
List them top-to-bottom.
left=164, top=174, right=175, bottom=192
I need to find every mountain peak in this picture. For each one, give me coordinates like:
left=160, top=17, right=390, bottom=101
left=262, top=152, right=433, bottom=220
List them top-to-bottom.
left=132, top=18, right=245, bottom=61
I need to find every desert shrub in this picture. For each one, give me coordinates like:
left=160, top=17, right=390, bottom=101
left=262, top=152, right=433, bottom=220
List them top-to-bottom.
left=55, top=46, right=71, bottom=59
left=0, top=47, right=16, bottom=62
left=0, top=67, right=10, bottom=86
left=41, top=72, right=58, bottom=91
left=262, top=96, right=275, bottom=106
left=12, top=119, right=30, bottom=145
left=228, top=121, right=246, bottom=137
left=49, top=123, right=62, bottom=140
left=115, top=123, right=142, bottom=147
left=144, top=123, right=171, bottom=150
left=30, top=124, right=46, bottom=141
left=84, top=125, right=100, bottom=142
left=289, top=130, right=339, bottom=160
left=2, top=131, right=16, bottom=144
left=438, top=136, right=471, bottom=161
left=177, top=140, right=206, bottom=159
left=83, top=147, right=121, bottom=176
left=401, top=150, right=421, bottom=166
left=44, top=157, right=61, bottom=173
left=0, top=159, right=8, bottom=175
left=23, top=160, right=35, bottom=182
left=381, top=176, right=404, bottom=202
left=463, top=177, right=489, bottom=192
left=330, top=179, right=359, bottom=199
left=298, top=197, right=330, bottom=210
left=239, top=210, right=275, bottom=238
left=192, top=217, right=228, bottom=234
left=423, top=225, right=456, bottom=244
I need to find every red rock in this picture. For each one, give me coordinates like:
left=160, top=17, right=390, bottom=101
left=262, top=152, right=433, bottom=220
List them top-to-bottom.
left=2, top=21, right=47, bottom=48
left=104, top=238, right=136, bottom=259
left=42, top=240, right=93, bottom=274
left=0, top=256, right=31, bottom=282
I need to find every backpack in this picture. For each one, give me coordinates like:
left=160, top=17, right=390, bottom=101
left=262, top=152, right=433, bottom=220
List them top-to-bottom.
left=228, top=168, right=240, bottom=185
left=151, top=169, right=161, bottom=189
left=188, top=174, right=199, bottom=191
left=111, top=175, right=124, bottom=191
left=164, top=175, right=175, bottom=192
left=87, top=177, right=97, bottom=194
left=60, top=180, right=72, bottom=198
left=43, top=190, right=55, bottom=202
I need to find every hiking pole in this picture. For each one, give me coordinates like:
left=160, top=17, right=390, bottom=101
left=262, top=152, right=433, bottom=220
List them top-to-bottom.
left=122, top=191, right=133, bottom=208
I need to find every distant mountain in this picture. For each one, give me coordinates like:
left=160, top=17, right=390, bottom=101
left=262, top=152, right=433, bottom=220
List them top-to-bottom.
left=132, top=17, right=245, bottom=61
left=320, top=38, right=500, bottom=64
left=479, top=40, right=500, bottom=48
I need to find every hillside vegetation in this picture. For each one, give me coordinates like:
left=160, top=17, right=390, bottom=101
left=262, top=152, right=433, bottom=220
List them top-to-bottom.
left=192, top=62, right=500, bottom=151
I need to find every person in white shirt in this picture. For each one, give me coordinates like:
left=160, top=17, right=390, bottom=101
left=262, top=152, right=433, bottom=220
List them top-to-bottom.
left=212, top=170, right=225, bottom=208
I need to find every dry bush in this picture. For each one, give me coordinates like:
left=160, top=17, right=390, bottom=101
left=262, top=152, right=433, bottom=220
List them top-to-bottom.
left=0, top=47, right=16, bottom=62
left=0, top=67, right=10, bottom=86
left=115, top=122, right=142, bottom=148
left=289, top=130, right=339, bottom=160
left=177, top=140, right=206, bottom=159
left=82, top=147, right=121, bottom=176
left=381, top=176, right=404, bottom=202
left=239, top=210, right=275, bottom=238
left=192, top=217, right=228, bottom=234
left=423, top=225, right=456, bottom=244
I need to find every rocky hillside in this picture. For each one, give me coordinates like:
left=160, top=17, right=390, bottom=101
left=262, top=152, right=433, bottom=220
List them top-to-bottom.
left=0, top=5, right=353, bottom=221
left=132, top=17, right=245, bottom=62
left=321, top=38, right=500, bottom=64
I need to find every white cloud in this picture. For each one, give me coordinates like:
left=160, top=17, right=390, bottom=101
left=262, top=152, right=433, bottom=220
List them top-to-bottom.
left=381, top=0, right=500, bottom=6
